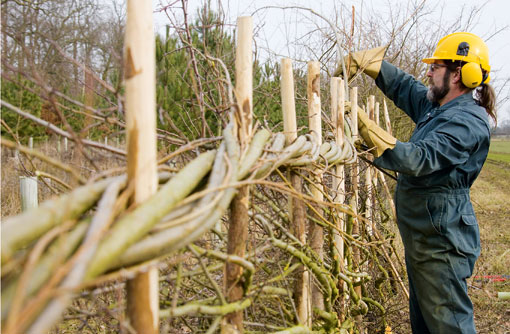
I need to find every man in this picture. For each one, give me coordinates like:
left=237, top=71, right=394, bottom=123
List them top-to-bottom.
left=335, top=32, right=496, bottom=333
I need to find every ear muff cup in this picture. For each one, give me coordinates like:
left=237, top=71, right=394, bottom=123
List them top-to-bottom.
left=461, top=62, right=483, bottom=88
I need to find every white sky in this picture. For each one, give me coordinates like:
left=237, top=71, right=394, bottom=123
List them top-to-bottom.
left=152, top=0, right=510, bottom=122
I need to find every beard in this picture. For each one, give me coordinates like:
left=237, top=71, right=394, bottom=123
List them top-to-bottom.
left=426, top=70, right=450, bottom=103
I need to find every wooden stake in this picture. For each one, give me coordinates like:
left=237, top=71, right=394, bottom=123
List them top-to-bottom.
left=124, top=0, right=159, bottom=332
left=224, top=16, right=253, bottom=333
left=235, top=16, right=253, bottom=148
left=282, top=58, right=311, bottom=326
left=282, top=58, right=297, bottom=144
left=84, top=59, right=95, bottom=138
left=307, top=61, right=324, bottom=311
left=332, top=77, right=346, bottom=320
left=350, top=87, right=363, bottom=333
left=365, top=96, right=375, bottom=236
left=379, top=99, right=397, bottom=221
left=383, top=99, right=392, bottom=135
left=373, top=101, right=380, bottom=218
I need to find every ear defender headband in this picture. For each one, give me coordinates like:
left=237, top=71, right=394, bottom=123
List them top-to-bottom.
left=456, top=41, right=487, bottom=88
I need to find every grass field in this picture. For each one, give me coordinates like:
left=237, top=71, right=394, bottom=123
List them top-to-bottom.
left=470, top=138, right=510, bottom=333
left=487, top=138, right=510, bottom=163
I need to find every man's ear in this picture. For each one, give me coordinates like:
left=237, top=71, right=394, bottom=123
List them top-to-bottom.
left=451, top=68, right=462, bottom=84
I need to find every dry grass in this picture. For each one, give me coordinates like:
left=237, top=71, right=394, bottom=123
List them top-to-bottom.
left=1, top=137, right=126, bottom=218
left=470, top=146, right=510, bottom=333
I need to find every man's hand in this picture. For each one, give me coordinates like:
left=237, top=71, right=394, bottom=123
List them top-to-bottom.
left=334, top=46, right=387, bottom=80
left=357, top=106, right=396, bottom=158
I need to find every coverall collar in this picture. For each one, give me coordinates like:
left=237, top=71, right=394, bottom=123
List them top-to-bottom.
left=436, top=92, right=474, bottom=111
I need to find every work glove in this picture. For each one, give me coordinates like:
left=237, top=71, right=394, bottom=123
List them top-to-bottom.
left=334, top=46, right=387, bottom=80
left=356, top=106, right=396, bottom=158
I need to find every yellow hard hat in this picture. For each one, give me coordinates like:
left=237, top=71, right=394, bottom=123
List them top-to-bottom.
left=422, top=32, right=490, bottom=88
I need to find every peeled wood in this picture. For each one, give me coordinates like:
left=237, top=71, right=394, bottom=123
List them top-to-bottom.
left=123, top=0, right=159, bottom=330
left=224, top=16, right=253, bottom=333
left=235, top=16, right=253, bottom=148
left=282, top=57, right=311, bottom=326
left=307, top=61, right=324, bottom=311
left=331, top=78, right=346, bottom=319
left=350, top=87, right=364, bottom=332
left=365, top=96, right=375, bottom=235
left=382, top=99, right=392, bottom=135
left=372, top=101, right=380, bottom=226
left=85, top=150, right=216, bottom=280
left=1, top=178, right=112, bottom=264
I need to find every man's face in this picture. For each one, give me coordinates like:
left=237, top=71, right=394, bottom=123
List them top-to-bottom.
left=426, top=62, right=451, bottom=103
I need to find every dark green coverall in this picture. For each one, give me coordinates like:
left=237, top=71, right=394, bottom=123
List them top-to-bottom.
left=373, top=61, right=490, bottom=333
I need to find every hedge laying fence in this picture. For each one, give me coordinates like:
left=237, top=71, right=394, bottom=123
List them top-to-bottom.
left=1, top=10, right=407, bottom=334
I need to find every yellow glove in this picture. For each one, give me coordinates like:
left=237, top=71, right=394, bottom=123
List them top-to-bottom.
left=334, top=46, right=387, bottom=80
left=357, top=107, right=396, bottom=158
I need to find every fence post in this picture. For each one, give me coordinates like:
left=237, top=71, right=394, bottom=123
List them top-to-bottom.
left=124, top=0, right=159, bottom=333
left=224, top=16, right=253, bottom=334
left=282, top=57, right=311, bottom=326
left=307, top=61, right=324, bottom=311
left=331, top=77, right=346, bottom=319
left=350, top=87, right=364, bottom=333
left=365, top=95, right=376, bottom=235
left=380, top=99, right=397, bottom=220
left=383, top=99, right=392, bottom=135
left=373, top=101, right=380, bottom=222
left=28, top=137, right=33, bottom=149
left=19, top=176, right=38, bottom=212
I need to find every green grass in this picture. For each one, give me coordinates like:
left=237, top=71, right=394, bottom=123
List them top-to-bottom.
left=489, top=138, right=510, bottom=153
left=488, top=139, right=510, bottom=163
left=487, top=152, right=510, bottom=163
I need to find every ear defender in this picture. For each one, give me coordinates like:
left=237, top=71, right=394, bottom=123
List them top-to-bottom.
left=456, top=42, right=484, bottom=88
left=460, top=62, right=483, bottom=88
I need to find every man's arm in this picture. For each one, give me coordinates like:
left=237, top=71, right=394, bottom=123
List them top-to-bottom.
left=375, top=61, right=431, bottom=124
left=373, top=113, right=483, bottom=176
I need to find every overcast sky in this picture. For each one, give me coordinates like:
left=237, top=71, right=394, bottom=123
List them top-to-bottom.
left=152, top=0, right=510, bottom=123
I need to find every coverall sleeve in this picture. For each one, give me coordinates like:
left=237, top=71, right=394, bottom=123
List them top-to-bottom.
left=375, top=61, right=431, bottom=123
left=373, top=114, right=479, bottom=177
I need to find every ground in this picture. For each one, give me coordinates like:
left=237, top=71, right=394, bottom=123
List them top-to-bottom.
left=469, top=137, right=510, bottom=334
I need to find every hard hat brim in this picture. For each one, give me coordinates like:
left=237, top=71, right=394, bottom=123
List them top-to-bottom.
left=421, top=57, right=437, bottom=64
